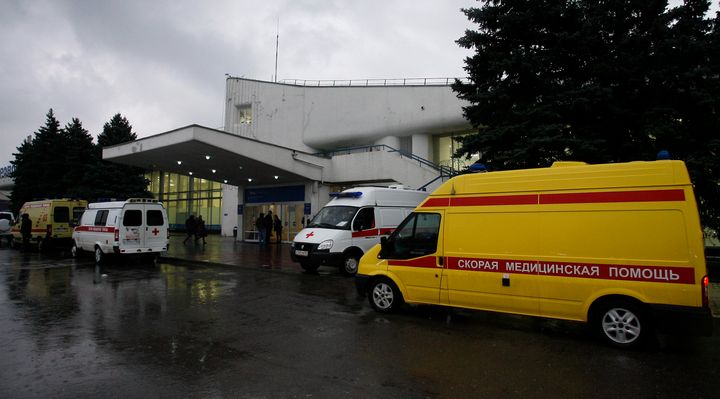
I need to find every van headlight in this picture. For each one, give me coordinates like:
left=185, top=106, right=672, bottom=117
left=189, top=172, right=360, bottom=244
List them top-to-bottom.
left=317, top=240, right=333, bottom=250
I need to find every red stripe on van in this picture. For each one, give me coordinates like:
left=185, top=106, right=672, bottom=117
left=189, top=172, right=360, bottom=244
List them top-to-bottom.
left=422, top=189, right=686, bottom=208
left=539, top=189, right=685, bottom=204
left=451, top=194, right=537, bottom=207
left=421, top=198, right=450, bottom=207
left=74, top=226, right=116, bottom=233
left=352, top=229, right=379, bottom=238
left=389, top=256, right=437, bottom=268
left=446, top=256, right=695, bottom=284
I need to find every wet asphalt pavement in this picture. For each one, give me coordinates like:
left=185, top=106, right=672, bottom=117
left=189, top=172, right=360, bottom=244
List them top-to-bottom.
left=1, top=241, right=720, bottom=399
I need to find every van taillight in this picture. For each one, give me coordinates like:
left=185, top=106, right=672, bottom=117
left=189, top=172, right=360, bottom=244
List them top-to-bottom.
left=114, top=230, right=119, bottom=242
left=702, top=275, right=710, bottom=308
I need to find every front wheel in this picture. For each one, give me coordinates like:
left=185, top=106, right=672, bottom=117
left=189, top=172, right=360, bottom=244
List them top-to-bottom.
left=71, top=242, right=81, bottom=258
left=94, top=247, right=104, bottom=264
left=342, top=254, right=361, bottom=275
left=368, top=278, right=404, bottom=313
left=592, top=299, right=649, bottom=349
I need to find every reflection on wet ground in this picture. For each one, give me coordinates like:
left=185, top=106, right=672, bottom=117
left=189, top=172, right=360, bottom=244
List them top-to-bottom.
left=1, top=242, right=720, bottom=398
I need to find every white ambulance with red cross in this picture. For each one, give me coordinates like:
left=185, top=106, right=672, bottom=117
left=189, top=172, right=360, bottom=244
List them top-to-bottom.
left=291, top=186, right=428, bottom=275
left=71, top=198, right=169, bottom=263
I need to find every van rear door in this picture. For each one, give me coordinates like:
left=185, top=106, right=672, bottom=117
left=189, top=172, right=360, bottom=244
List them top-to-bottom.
left=120, top=204, right=144, bottom=253
left=145, top=206, right=167, bottom=250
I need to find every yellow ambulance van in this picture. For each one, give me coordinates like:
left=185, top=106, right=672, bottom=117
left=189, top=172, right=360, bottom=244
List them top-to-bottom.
left=355, top=160, right=713, bottom=348
left=11, top=199, right=87, bottom=251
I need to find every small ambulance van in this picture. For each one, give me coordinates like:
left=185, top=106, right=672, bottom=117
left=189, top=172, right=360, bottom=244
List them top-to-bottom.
left=356, top=160, right=713, bottom=348
left=291, top=186, right=428, bottom=275
left=72, top=198, right=169, bottom=263
left=11, top=199, right=87, bottom=251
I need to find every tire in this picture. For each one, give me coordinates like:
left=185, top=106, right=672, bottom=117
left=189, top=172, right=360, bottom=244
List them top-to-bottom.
left=70, top=242, right=81, bottom=258
left=94, top=247, right=104, bottom=264
left=342, top=253, right=361, bottom=275
left=300, top=262, right=320, bottom=272
left=368, top=278, right=404, bottom=313
left=592, top=299, right=649, bottom=349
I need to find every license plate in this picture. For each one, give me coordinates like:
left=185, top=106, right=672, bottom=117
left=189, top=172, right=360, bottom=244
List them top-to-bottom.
left=295, top=250, right=309, bottom=257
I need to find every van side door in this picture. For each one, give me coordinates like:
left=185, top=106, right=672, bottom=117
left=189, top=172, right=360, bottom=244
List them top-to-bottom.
left=383, top=211, right=444, bottom=304
left=443, top=211, right=540, bottom=316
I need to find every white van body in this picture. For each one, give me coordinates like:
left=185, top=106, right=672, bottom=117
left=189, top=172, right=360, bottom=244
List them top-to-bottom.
left=291, top=186, right=428, bottom=274
left=72, top=198, right=169, bottom=263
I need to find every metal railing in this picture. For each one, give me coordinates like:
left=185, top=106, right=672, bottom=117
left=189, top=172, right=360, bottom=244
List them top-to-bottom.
left=279, top=77, right=470, bottom=87
left=317, top=144, right=458, bottom=177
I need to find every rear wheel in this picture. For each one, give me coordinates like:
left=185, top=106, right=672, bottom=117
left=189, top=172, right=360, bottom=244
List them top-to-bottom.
left=94, top=247, right=104, bottom=264
left=300, top=262, right=319, bottom=272
left=368, top=278, right=404, bottom=313
left=592, top=299, right=649, bottom=349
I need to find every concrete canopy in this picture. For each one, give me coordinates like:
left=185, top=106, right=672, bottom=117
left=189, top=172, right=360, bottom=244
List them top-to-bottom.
left=102, top=125, right=331, bottom=186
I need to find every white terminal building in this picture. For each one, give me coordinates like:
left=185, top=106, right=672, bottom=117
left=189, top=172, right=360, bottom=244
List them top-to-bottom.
left=104, top=77, right=475, bottom=241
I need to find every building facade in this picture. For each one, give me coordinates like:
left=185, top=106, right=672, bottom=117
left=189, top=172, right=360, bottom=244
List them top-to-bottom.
left=104, top=77, right=474, bottom=241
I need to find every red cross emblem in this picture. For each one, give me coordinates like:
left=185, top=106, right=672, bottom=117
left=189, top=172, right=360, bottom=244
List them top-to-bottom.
left=152, top=228, right=160, bottom=236
left=305, top=231, right=314, bottom=239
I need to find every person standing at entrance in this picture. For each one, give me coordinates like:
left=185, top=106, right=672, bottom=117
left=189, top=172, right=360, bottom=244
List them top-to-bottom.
left=264, top=211, right=274, bottom=245
left=20, top=213, right=32, bottom=252
left=256, top=213, right=266, bottom=246
left=273, top=214, right=282, bottom=243
left=183, top=215, right=196, bottom=245
left=195, top=215, right=207, bottom=245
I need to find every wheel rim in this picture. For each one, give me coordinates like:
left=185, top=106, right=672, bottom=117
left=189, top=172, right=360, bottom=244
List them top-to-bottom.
left=95, top=248, right=102, bottom=263
left=344, top=257, right=359, bottom=274
left=372, top=282, right=394, bottom=310
left=601, top=307, right=641, bottom=345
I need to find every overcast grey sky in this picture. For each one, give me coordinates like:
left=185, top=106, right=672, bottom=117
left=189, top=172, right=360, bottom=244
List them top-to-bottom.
left=0, top=0, right=473, bottom=164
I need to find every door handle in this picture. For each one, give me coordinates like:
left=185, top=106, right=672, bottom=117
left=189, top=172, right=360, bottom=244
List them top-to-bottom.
left=437, top=256, right=444, bottom=266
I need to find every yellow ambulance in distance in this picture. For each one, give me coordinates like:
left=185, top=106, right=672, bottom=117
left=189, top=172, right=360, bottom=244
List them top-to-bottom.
left=355, top=160, right=713, bottom=348
left=11, top=199, right=87, bottom=252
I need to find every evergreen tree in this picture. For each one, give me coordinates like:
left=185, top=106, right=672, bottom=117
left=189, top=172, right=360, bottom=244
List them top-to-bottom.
left=453, top=0, right=720, bottom=232
left=11, top=109, right=64, bottom=210
left=87, top=113, right=149, bottom=199
left=62, top=118, right=97, bottom=198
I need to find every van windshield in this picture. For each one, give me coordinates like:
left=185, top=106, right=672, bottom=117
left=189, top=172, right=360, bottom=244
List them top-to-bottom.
left=307, top=206, right=358, bottom=230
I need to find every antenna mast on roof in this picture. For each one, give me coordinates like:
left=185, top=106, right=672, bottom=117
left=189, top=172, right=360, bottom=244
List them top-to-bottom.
left=274, top=16, right=280, bottom=82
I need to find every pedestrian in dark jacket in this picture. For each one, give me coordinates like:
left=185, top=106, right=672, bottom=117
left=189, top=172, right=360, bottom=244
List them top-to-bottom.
left=264, top=211, right=274, bottom=244
left=20, top=213, right=32, bottom=252
left=256, top=213, right=266, bottom=246
left=273, top=214, right=282, bottom=243
left=183, top=215, right=196, bottom=245
left=195, top=215, right=207, bottom=245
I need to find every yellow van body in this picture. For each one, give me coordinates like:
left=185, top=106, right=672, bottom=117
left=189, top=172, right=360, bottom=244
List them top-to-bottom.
left=356, top=160, right=712, bottom=347
left=11, top=199, right=87, bottom=251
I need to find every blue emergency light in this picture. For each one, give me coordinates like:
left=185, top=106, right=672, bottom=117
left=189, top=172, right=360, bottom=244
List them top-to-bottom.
left=329, top=191, right=363, bottom=199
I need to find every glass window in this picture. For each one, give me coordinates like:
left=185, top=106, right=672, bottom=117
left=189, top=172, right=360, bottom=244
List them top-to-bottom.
left=236, top=103, right=252, bottom=124
left=177, top=174, right=189, bottom=192
left=308, top=206, right=359, bottom=230
left=54, top=207, right=69, bottom=223
left=352, top=207, right=375, bottom=231
left=94, top=210, right=109, bottom=226
left=123, top=210, right=142, bottom=226
left=147, top=210, right=164, bottom=226
left=381, top=213, right=441, bottom=259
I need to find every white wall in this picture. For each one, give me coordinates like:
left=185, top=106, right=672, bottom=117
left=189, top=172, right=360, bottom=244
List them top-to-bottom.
left=224, top=78, right=469, bottom=152
left=221, top=184, right=239, bottom=237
